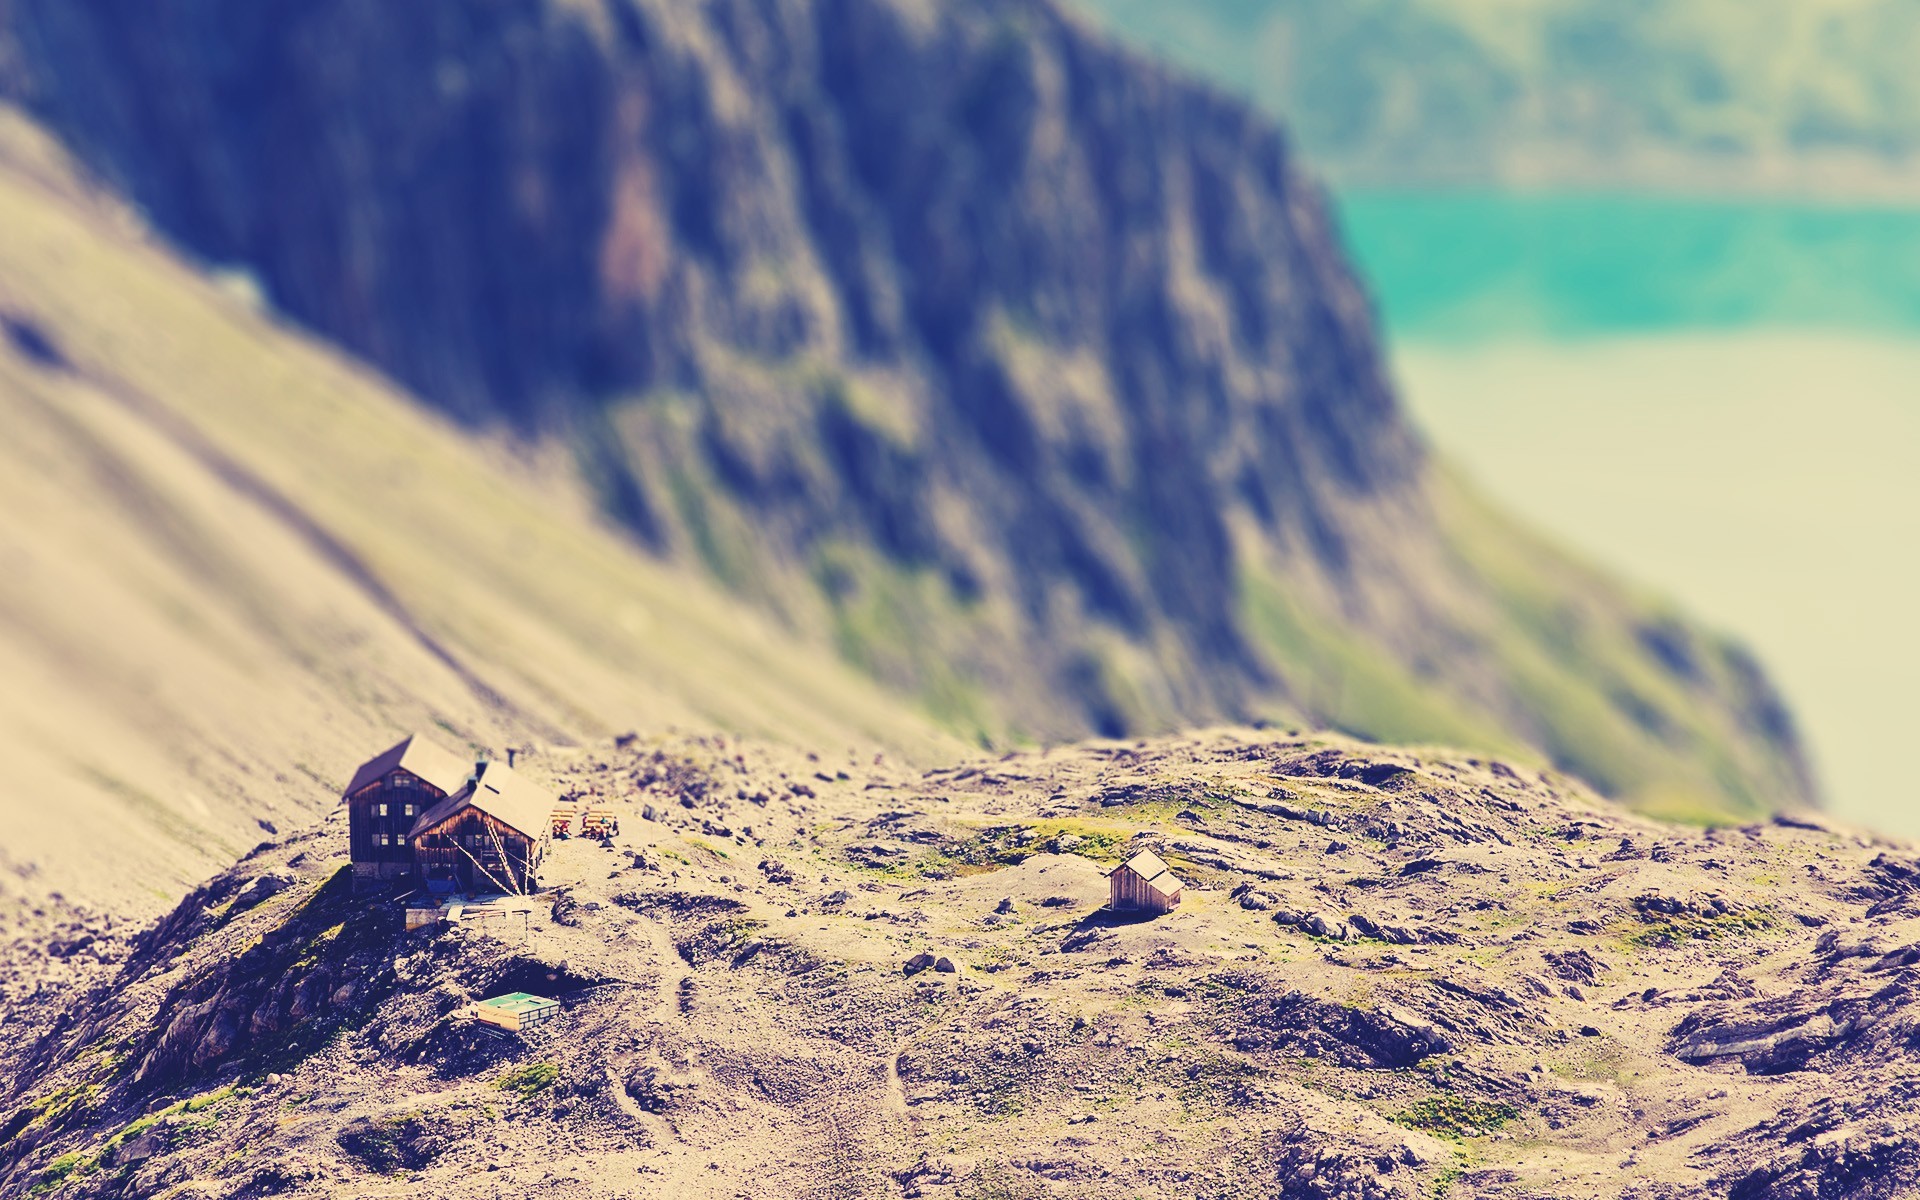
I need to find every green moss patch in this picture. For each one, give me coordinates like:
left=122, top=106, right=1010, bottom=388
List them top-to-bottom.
left=891, top=820, right=1132, bottom=880
left=1625, top=900, right=1774, bottom=950
left=494, top=1063, right=559, bottom=1100
left=1391, top=1094, right=1518, bottom=1140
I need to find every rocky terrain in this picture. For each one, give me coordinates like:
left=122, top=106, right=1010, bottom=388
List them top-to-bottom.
left=0, top=0, right=1815, bottom=825
left=2, top=726, right=1912, bottom=1199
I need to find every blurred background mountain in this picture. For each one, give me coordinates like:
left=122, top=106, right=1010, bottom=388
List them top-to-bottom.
left=0, top=0, right=1864, bottom=908
left=1076, top=0, right=1920, bottom=195
left=1077, top=0, right=1920, bottom=836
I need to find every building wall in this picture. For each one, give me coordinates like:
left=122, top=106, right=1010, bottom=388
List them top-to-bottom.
left=346, top=770, right=447, bottom=880
left=414, top=808, right=545, bottom=894
left=1110, top=867, right=1180, bottom=913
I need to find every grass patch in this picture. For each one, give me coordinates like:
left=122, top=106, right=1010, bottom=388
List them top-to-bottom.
left=809, top=538, right=1004, bottom=746
left=1239, top=565, right=1530, bottom=760
left=896, top=819, right=1133, bottom=880
left=1625, top=902, right=1773, bottom=950
left=494, top=1063, right=558, bottom=1100
left=7, top=1081, right=104, bottom=1148
left=23, top=1083, right=247, bottom=1193
left=1391, top=1094, right=1517, bottom=1140
left=28, top=1150, right=87, bottom=1195
left=1429, top=1150, right=1470, bottom=1199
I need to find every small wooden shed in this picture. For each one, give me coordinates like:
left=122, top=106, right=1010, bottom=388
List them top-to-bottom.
left=1109, top=849, right=1184, bottom=914
left=471, top=992, right=560, bottom=1032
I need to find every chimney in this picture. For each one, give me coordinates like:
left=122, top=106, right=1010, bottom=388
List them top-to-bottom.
left=507, top=747, right=517, bottom=768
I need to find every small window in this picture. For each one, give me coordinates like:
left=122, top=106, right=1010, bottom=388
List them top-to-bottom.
left=376, top=803, right=388, bottom=817
left=403, top=803, right=415, bottom=816
left=378, top=833, right=390, bottom=846
left=396, top=835, right=408, bottom=846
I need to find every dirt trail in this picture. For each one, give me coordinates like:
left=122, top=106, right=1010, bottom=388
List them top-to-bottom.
left=634, top=912, right=692, bottom=1027
left=882, top=1038, right=922, bottom=1196
left=883, top=1045, right=910, bottom=1119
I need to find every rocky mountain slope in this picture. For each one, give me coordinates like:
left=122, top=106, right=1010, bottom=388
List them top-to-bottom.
left=0, top=0, right=1814, bottom=822
left=1078, top=0, right=1920, bottom=195
left=0, top=108, right=953, bottom=916
left=0, top=726, right=1907, bottom=1200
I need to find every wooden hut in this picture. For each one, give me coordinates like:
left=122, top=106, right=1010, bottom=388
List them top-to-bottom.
left=341, top=734, right=474, bottom=886
left=409, top=761, right=555, bottom=895
left=1108, top=849, right=1184, bottom=914
left=471, top=992, right=561, bottom=1032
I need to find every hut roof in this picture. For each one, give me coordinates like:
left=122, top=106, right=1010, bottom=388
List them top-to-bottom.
left=341, top=733, right=473, bottom=798
left=410, top=759, right=555, bottom=842
left=1115, top=849, right=1174, bottom=882
left=477, top=992, right=559, bottom=1015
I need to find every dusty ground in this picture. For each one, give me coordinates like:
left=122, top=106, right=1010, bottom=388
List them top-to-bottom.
left=2, top=726, right=1915, bottom=1199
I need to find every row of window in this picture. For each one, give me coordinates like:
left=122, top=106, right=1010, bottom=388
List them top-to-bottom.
left=373, top=802, right=418, bottom=818
left=373, top=831, right=508, bottom=854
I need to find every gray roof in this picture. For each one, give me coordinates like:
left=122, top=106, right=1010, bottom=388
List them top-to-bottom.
left=341, top=733, right=474, bottom=799
left=410, top=759, right=556, bottom=842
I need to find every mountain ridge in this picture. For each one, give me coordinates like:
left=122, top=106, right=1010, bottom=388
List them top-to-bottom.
left=1075, top=0, right=1920, bottom=197
left=0, top=726, right=1904, bottom=1200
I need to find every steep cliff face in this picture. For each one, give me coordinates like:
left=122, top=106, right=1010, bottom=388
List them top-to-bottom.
left=0, top=0, right=1812, bottom=814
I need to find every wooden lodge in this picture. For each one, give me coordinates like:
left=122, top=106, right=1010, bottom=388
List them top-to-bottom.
left=342, top=733, right=556, bottom=895
left=342, top=734, right=473, bottom=884
left=1108, top=849, right=1184, bottom=914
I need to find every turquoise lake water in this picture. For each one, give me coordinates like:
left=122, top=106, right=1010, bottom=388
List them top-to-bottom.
left=1331, top=190, right=1920, bottom=833
left=1336, top=191, right=1920, bottom=341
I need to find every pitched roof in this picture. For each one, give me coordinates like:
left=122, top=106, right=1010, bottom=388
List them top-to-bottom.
left=341, top=733, right=474, bottom=799
left=410, top=759, right=556, bottom=842
left=1115, top=849, right=1174, bottom=882
left=1144, top=873, right=1184, bottom=899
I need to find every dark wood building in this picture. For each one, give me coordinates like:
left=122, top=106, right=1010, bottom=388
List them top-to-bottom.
left=341, top=734, right=555, bottom=894
left=342, top=734, right=474, bottom=885
left=410, top=764, right=553, bottom=895
left=1109, top=849, right=1184, bottom=914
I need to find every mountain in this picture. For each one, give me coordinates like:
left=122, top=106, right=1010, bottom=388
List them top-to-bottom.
left=0, top=0, right=1815, bottom=834
left=1074, top=0, right=1920, bottom=195
left=0, top=108, right=955, bottom=916
left=0, top=727, right=1903, bottom=1200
